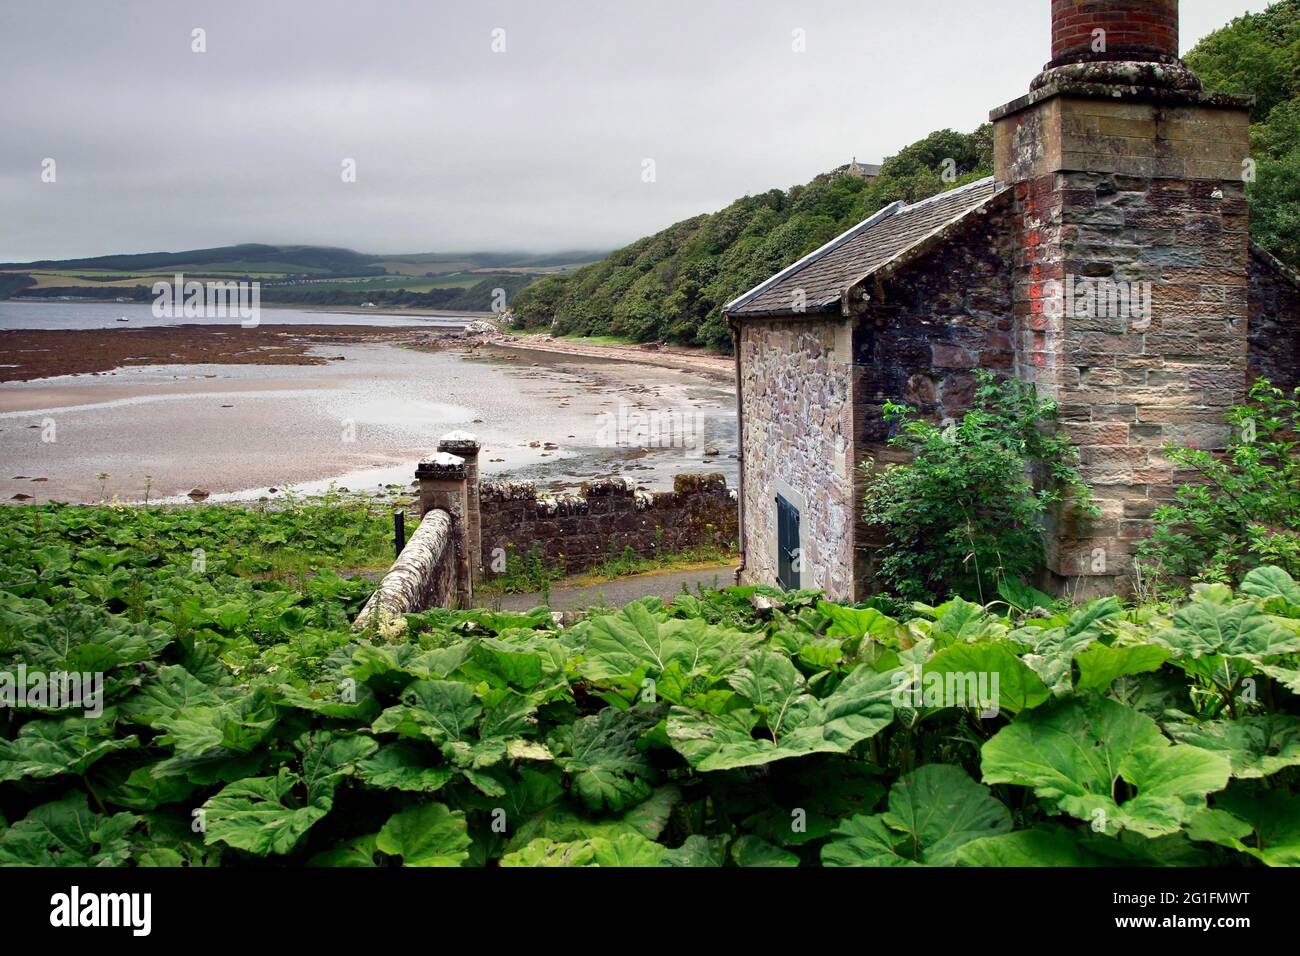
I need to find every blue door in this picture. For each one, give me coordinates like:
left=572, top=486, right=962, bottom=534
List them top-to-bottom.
left=776, top=494, right=800, bottom=590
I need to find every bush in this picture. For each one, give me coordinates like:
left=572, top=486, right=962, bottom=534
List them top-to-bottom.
left=862, top=372, right=1095, bottom=603
left=1140, top=379, right=1300, bottom=584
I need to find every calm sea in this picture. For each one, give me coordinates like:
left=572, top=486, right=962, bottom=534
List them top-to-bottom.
left=0, top=299, right=471, bottom=331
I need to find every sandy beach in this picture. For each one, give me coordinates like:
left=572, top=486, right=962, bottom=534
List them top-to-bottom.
left=0, top=322, right=737, bottom=505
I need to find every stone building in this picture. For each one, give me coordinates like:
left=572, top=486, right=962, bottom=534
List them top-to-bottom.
left=724, top=0, right=1300, bottom=601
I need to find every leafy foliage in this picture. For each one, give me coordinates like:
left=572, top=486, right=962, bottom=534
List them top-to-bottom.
left=1186, top=0, right=1300, bottom=268
left=861, top=372, right=1096, bottom=603
left=1139, top=380, right=1300, bottom=585
left=3, top=504, right=1300, bottom=866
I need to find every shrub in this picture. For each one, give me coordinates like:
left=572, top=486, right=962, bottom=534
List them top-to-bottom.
left=861, top=372, right=1095, bottom=603
left=1140, top=379, right=1300, bottom=584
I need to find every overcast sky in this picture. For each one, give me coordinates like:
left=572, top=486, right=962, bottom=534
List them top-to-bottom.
left=0, top=0, right=1273, bottom=262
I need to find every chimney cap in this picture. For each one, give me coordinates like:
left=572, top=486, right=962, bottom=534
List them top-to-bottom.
left=1033, top=0, right=1200, bottom=92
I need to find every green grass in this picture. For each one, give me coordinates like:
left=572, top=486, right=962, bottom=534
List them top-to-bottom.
left=478, top=535, right=738, bottom=595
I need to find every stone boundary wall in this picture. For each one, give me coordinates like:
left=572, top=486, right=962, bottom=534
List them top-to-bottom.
left=480, top=473, right=738, bottom=576
left=352, top=509, right=456, bottom=629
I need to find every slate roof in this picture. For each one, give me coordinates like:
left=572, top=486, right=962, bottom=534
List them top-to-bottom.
left=725, top=176, right=1006, bottom=318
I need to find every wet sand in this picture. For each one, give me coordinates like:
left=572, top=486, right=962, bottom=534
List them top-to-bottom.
left=0, top=324, right=435, bottom=382
left=459, top=332, right=734, bottom=382
left=0, top=335, right=736, bottom=505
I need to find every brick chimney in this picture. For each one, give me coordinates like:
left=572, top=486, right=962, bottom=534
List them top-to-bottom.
left=991, top=0, right=1255, bottom=596
left=1033, top=0, right=1201, bottom=91
left=1049, top=0, right=1179, bottom=66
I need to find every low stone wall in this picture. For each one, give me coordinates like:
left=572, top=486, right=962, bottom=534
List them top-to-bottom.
left=480, top=473, right=738, bottom=576
left=353, top=509, right=456, bottom=630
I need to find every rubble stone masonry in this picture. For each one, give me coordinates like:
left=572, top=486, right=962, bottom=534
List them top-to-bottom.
left=850, top=197, right=1019, bottom=596
left=1249, top=246, right=1300, bottom=394
left=737, top=319, right=856, bottom=600
left=479, top=473, right=738, bottom=577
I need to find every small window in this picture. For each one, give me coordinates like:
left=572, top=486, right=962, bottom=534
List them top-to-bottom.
left=776, top=494, right=801, bottom=591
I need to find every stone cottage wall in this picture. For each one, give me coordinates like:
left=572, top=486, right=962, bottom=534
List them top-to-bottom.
left=850, top=197, right=1019, bottom=595
left=1248, top=247, right=1300, bottom=394
left=737, top=319, right=856, bottom=600
left=479, top=473, right=737, bottom=577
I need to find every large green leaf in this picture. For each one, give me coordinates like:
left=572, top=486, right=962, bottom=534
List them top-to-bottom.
left=1240, top=566, right=1300, bottom=607
left=1013, top=600, right=1122, bottom=695
left=1159, top=600, right=1300, bottom=662
left=578, top=601, right=755, bottom=697
left=820, top=603, right=900, bottom=643
left=460, top=639, right=544, bottom=690
left=345, top=642, right=472, bottom=695
left=922, top=642, right=1049, bottom=714
left=1073, top=643, right=1172, bottom=694
left=667, top=660, right=898, bottom=771
left=119, top=665, right=224, bottom=725
left=371, top=679, right=481, bottom=743
left=154, top=688, right=280, bottom=757
left=981, top=696, right=1231, bottom=837
left=550, top=707, right=655, bottom=812
left=0, top=713, right=138, bottom=782
left=1167, top=715, right=1300, bottom=780
left=298, top=731, right=377, bottom=804
left=356, top=742, right=455, bottom=793
left=91, top=758, right=196, bottom=810
left=822, top=765, right=1011, bottom=866
left=202, top=768, right=331, bottom=856
left=1205, top=790, right=1300, bottom=867
left=0, top=792, right=139, bottom=866
left=375, top=803, right=470, bottom=866
left=956, top=828, right=1101, bottom=866
left=591, top=832, right=668, bottom=867
left=308, top=834, right=379, bottom=867
left=660, top=835, right=727, bottom=867
left=730, top=835, right=799, bottom=867
left=499, top=837, right=596, bottom=867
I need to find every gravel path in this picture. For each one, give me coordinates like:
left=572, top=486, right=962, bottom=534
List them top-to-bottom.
left=486, top=563, right=735, bottom=611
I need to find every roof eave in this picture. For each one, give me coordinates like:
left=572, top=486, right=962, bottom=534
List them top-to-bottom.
left=837, top=184, right=1012, bottom=311
left=722, top=200, right=905, bottom=314
left=1250, top=241, right=1300, bottom=291
left=726, top=302, right=842, bottom=321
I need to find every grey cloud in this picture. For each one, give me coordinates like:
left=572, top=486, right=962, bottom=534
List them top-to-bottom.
left=0, top=0, right=1271, bottom=261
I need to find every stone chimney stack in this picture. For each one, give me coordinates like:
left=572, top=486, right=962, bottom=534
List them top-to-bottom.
left=992, top=0, right=1255, bottom=596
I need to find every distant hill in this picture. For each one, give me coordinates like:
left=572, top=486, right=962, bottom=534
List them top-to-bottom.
left=0, top=244, right=606, bottom=312
left=0, top=244, right=383, bottom=276
left=0, top=244, right=606, bottom=277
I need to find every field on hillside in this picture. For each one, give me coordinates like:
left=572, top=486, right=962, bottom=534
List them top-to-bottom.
left=2, top=501, right=1298, bottom=867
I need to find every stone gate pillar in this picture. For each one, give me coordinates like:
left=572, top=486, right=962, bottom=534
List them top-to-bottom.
left=438, top=431, right=482, bottom=585
left=416, top=451, right=471, bottom=608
